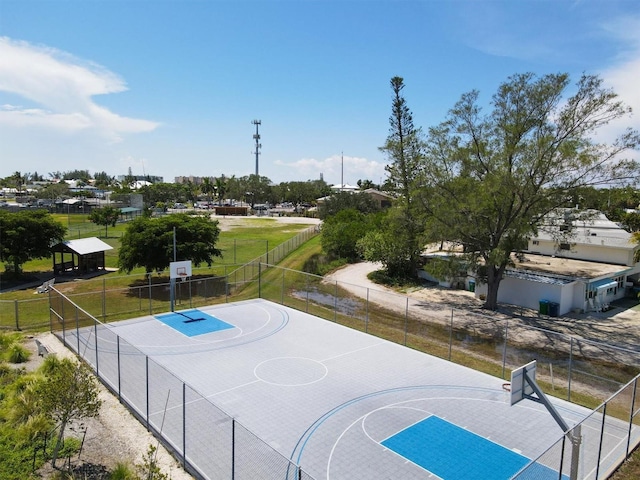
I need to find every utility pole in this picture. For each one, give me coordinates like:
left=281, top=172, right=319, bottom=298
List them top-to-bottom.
left=252, top=119, right=262, bottom=176
left=341, top=152, right=344, bottom=192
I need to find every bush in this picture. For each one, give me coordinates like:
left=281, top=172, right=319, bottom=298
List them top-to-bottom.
left=302, top=252, right=348, bottom=277
left=5, top=343, right=30, bottom=364
left=110, top=462, right=137, bottom=480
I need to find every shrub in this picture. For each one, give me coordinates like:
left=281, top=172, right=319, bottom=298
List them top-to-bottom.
left=5, top=343, right=31, bottom=364
left=110, top=462, right=137, bottom=480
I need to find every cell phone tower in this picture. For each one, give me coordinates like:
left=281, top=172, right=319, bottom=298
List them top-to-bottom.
left=252, top=119, right=262, bottom=176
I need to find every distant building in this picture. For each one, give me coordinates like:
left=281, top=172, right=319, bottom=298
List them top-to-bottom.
left=117, top=175, right=163, bottom=184
left=174, top=176, right=215, bottom=185
left=329, top=183, right=359, bottom=193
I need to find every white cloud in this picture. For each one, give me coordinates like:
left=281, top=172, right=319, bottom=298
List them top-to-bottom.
left=595, top=16, right=640, bottom=148
left=0, top=37, right=159, bottom=140
left=275, top=153, right=387, bottom=185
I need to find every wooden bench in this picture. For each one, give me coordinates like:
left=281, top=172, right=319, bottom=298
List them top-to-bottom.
left=34, top=338, right=49, bottom=357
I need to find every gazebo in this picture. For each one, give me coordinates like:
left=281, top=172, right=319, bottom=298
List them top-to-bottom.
left=51, top=237, right=113, bottom=275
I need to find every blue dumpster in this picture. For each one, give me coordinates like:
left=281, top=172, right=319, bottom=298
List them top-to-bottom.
left=548, top=302, right=560, bottom=317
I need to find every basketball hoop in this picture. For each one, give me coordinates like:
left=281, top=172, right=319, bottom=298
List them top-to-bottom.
left=176, top=266, right=189, bottom=282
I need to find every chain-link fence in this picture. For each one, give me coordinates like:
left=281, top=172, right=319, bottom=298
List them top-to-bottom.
left=1, top=226, right=319, bottom=330
left=45, top=258, right=640, bottom=479
left=49, top=288, right=309, bottom=480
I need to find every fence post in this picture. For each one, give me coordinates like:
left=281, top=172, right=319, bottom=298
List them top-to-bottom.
left=258, top=263, right=262, bottom=298
left=281, top=268, right=285, bottom=305
left=148, top=273, right=152, bottom=315
left=305, top=275, right=309, bottom=313
left=102, top=278, right=106, bottom=320
left=334, top=281, right=338, bottom=322
left=365, top=288, right=369, bottom=334
left=48, top=289, right=53, bottom=332
left=61, top=294, right=66, bottom=344
left=404, top=297, right=409, bottom=346
left=14, top=299, right=19, bottom=330
left=75, top=307, right=80, bottom=354
left=448, top=309, right=453, bottom=361
left=94, top=320, right=99, bottom=375
left=502, top=320, right=508, bottom=379
left=117, top=336, right=121, bottom=402
left=568, top=337, right=574, bottom=402
left=145, top=356, right=150, bottom=430
left=627, top=377, right=638, bottom=456
left=182, top=382, right=187, bottom=469
left=231, top=419, right=236, bottom=480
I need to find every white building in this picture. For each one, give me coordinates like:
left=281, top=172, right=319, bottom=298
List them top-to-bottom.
left=471, top=210, right=640, bottom=316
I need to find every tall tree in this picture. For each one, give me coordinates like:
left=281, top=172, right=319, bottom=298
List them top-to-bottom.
left=418, top=73, right=640, bottom=310
left=370, top=76, right=425, bottom=277
left=93, top=171, right=116, bottom=189
left=215, top=176, right=227, bottom=204
left=201, top=177, right=216, bottom=204
left=321, top=208, right=374, bottom=261
left=0, top=210, right=67, bottom=276
left=118, top=213, right=222, bottom=273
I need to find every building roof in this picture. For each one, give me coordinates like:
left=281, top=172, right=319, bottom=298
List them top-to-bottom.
left=330, top=183, right=359, bottom=192
left=120, top=207, right=141, bottom=213
left=535, top=209, right=634, bottom=248
left=54, top=237, right=113, bottom=255
left=511, top=253, right=631, bottom=281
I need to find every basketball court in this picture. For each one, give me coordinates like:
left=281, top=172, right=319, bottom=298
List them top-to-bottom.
left=61, top=298, right=618, bottom=479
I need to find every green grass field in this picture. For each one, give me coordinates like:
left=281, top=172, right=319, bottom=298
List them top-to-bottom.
left=0, top=215, right=318, bottom=329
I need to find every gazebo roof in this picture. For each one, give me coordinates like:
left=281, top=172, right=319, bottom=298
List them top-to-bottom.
left=52, top=237, right=113, bottom=255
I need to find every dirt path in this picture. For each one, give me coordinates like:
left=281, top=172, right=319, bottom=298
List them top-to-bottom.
left=325, top=262, right=640, bottom=353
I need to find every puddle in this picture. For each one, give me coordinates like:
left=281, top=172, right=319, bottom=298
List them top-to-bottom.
left=291, top=288, right=362, bottom=316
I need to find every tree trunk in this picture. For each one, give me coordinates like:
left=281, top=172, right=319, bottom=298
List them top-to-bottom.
left=13, top=258, right=21, bottom=277
left=483, top=265, right=504, bottom=311
left=51, top=419, right=67, bottom=468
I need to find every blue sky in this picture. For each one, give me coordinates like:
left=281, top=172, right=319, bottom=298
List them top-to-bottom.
left=1, top=0, right=639, bottom=186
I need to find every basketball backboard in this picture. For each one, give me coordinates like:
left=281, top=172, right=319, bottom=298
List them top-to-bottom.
left=170, top=260, right=192, bottom=280
left=510, top=360, right=536, bottom=406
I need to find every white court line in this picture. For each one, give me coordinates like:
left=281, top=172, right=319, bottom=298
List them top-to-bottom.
left=320, top=341, right=386, bottom=363
left=207, top=379, right=261, bottom=398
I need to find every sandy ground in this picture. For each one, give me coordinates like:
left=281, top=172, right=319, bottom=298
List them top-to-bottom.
left=212, top=214, right=321, bottom=231
left=325, top=262, right=640, bottom=352
left=24, top=333, right=193, bottom=480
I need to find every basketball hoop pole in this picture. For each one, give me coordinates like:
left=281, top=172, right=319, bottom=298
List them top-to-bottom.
left=170, top=227, right=177, bottom=312
left=523, top=370, right=582, bottom=480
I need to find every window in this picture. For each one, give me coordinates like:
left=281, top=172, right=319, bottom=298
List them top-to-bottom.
left=532, top=240, right=539, bottom=246
left=560, top=243, right=571, bottom=251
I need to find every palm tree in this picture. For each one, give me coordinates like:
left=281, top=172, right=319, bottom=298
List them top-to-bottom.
left=215, top=176, right=227, bottom=205
left=201, top=177, right=215, bottom=204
